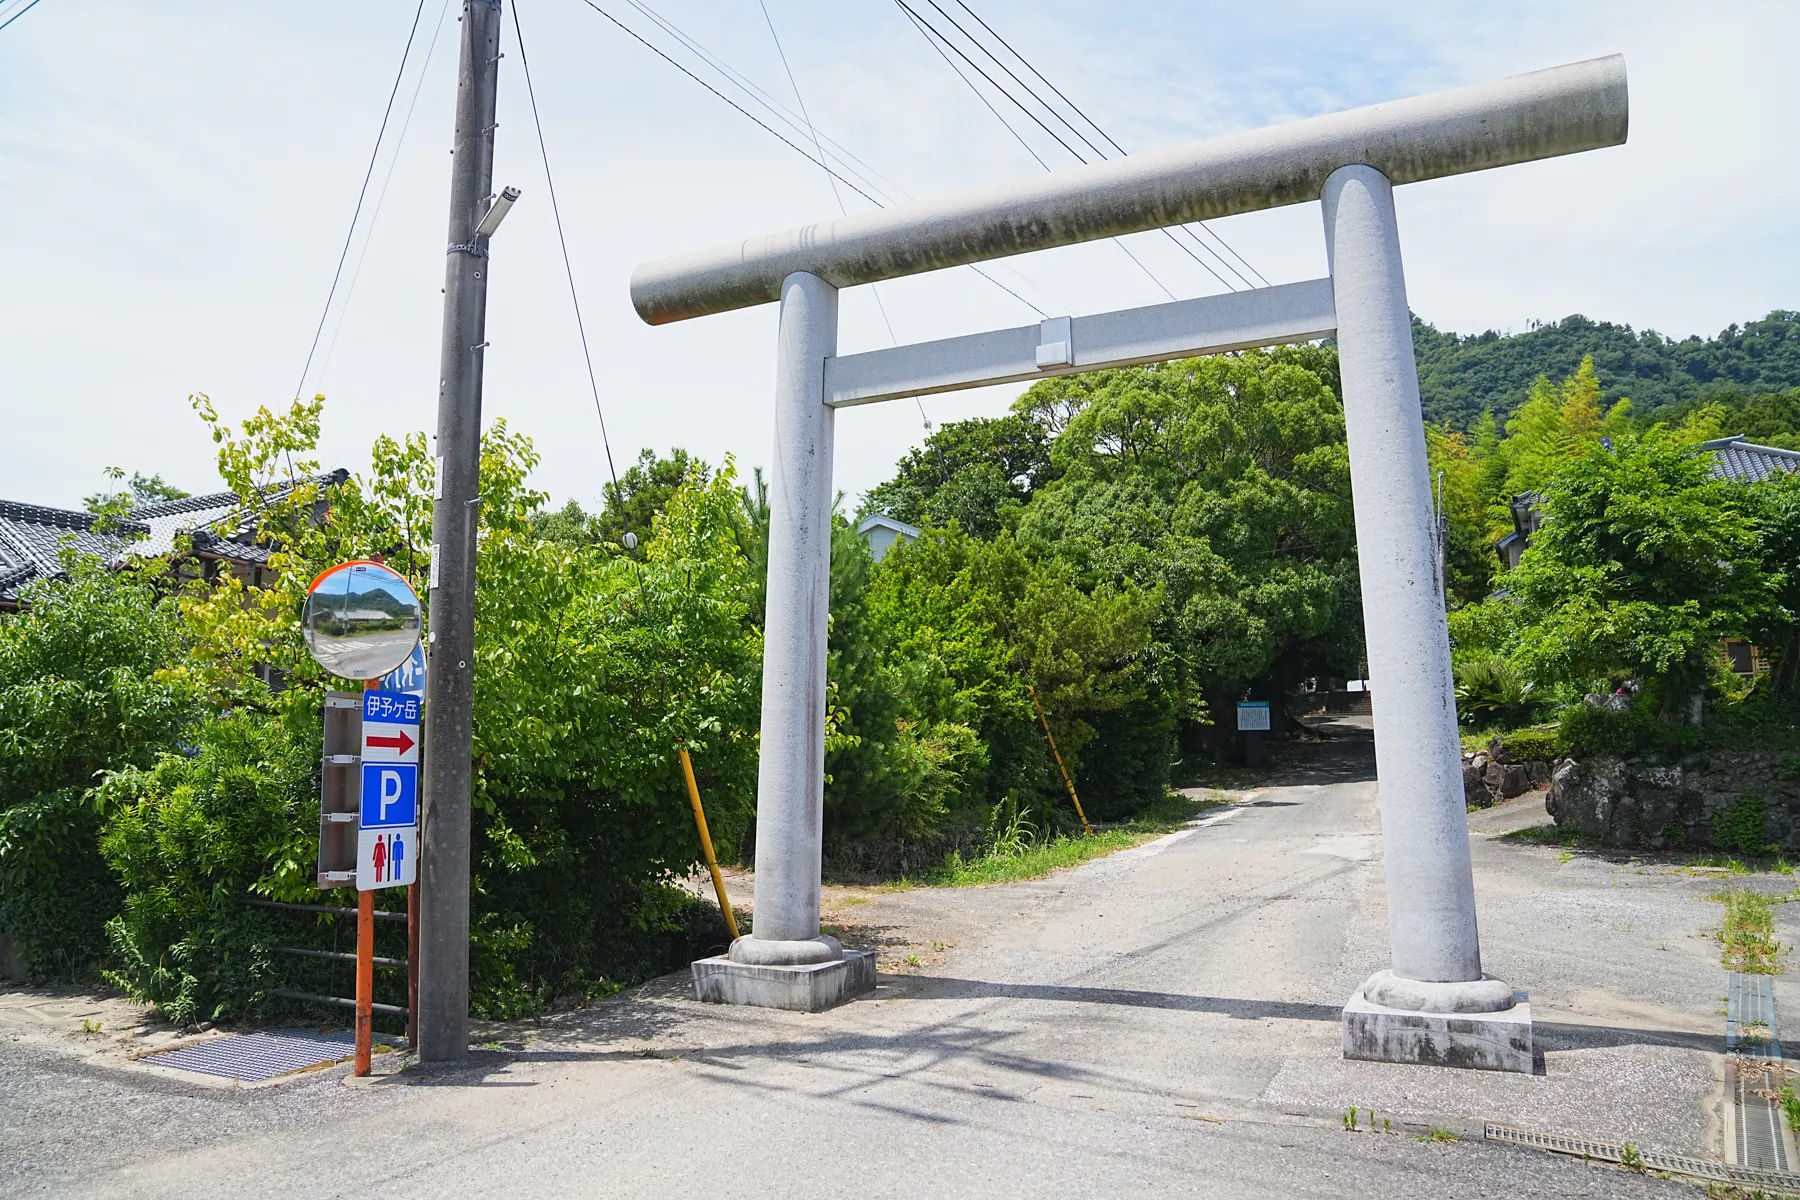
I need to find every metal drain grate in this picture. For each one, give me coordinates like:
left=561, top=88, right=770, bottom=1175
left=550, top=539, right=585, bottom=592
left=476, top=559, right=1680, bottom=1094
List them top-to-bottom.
left=1729, top=972, right=1783, bottom=1059
left=147, top=1029, right=358, bottom=1081
left=1733, top=1058, right=1791, bottom=1172
left=1485, top=1122, right=1800, bottom=1191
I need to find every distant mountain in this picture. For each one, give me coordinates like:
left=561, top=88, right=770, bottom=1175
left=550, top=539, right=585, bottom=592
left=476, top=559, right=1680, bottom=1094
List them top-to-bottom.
left=1412, top=310, right=1800, bottom=430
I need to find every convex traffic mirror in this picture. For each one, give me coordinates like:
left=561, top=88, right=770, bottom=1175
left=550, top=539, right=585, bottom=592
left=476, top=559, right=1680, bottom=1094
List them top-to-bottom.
left=302, top=560, right=423, bottom=681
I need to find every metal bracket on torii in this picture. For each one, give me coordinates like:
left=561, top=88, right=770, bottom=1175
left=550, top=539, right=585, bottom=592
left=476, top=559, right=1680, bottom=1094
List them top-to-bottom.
left=629, top=55, right=1628, bottom=1059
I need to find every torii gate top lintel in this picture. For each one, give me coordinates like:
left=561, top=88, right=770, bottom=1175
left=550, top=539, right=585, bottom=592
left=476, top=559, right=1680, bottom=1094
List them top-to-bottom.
left=630, top=54, right=1626, bottom=326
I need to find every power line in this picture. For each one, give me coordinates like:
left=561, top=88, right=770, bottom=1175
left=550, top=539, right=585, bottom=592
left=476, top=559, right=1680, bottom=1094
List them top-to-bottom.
left=0, top=0, right=45, bottom=35
left=292, top=0, right=430, bottom=401
left=318, top=0, right=456, bottom=389
left=511, top=0, right=622, bottom=499
left=570, top=0, right=1055, bottom=319
left=571, top=0, right=880, bottom=206
left=898, top=0, right=1198, bottom=298
left=907, top=0, right=1242, bottom=292
left=935, top=0, right=1255, bottom=287
left=946, top=0, right=1270, bottom=289
left=627, top=1, right=903, bottom=202
left=756, top=1, right=931, bottom=430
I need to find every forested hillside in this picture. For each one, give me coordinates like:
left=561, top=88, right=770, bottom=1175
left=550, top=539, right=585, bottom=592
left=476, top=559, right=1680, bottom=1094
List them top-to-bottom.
left=1414, top=310, right=1800, bottom=429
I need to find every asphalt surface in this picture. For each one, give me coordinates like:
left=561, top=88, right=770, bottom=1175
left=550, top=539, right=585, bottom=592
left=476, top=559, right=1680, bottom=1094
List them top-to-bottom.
left=1, top=738, right=1724, bottom=1198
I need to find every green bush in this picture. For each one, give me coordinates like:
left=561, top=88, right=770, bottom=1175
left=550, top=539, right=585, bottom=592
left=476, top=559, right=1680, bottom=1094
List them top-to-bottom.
left=0, top=557, right=197, bottom=980
left=1555, top=700, right=1703, bottom=761
left=98, top=705, right=322, bottom=1024
left=1497, top=729, right=1560, bottom=764
left=1713, top=793, right=1776, bottom=856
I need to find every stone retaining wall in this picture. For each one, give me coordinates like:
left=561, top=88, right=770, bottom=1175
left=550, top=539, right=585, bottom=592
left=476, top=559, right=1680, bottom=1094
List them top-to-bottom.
left=1462, top=743, right=1552, bottom=806
left=1544, top=751, right=1800, bottom=851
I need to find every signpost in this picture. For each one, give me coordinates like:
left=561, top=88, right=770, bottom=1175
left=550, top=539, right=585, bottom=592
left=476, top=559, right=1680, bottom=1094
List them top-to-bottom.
left=301, top=561, right=424, bottom=1075
left=358, top=691, right=420, bottom=892
left=1237, top=700, right=1272, bottom=768
left=1236, top=701, right=1271, bottom=731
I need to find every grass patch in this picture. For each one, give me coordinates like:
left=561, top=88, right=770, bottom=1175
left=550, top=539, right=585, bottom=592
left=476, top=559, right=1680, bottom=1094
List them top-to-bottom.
left=906, top=791, right=1228, bottom=888
left=1500, top=823, right=1580, bottom=847
left=1708, top=889, right=1790, bottom=974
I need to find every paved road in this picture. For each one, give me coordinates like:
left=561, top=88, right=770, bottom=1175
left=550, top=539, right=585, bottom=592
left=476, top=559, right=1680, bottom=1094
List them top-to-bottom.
left=3, top=739, right=1716, bottom=1197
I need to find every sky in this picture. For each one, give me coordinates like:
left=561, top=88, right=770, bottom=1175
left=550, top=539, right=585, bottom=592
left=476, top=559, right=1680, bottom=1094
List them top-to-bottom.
left=1, top=0, right=1795, bottom=515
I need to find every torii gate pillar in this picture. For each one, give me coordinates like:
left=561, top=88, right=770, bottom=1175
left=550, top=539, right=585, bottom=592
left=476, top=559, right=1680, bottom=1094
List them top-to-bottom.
left=1326, top=165, right=1529, bottom=1070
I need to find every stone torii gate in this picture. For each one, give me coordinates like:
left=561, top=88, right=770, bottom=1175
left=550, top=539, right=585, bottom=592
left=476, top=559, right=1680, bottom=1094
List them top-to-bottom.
left=632, top=55, right=1628, bottom=1071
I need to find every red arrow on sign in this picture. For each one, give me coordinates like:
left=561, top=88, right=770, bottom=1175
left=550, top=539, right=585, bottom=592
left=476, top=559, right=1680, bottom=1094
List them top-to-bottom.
left=366, top=730, right=416, bottom=756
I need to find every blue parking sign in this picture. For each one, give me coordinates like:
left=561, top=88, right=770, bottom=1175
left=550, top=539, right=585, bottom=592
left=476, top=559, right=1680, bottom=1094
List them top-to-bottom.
left=361, top=763, right=417, bottom=829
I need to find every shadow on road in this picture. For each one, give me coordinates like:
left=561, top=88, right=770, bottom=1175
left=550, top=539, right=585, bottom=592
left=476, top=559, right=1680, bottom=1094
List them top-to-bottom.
left=1260, top=737, right=1377, bottom=787
left=891, top=976, right=1722, bottom=1056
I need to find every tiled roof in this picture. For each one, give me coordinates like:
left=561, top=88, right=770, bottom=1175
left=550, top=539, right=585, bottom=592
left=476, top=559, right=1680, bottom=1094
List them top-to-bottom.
left=1698, top=436, right=1800, bottom=483
left=0, top=469, right=348, bottom=607
left=129, top=470, right=347, bottom=561
left=131, top=491, right=245, bottom=557
left=0, top=501, right=145, bottom=606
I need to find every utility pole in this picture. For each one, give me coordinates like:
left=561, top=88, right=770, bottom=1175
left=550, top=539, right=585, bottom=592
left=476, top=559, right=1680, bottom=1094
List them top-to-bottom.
left=418, top=0, right=503, bottom=1065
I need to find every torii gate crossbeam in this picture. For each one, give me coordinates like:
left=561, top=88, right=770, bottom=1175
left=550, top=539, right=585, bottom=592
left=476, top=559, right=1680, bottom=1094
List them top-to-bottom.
left=633, top=55, right=1628, bottom=1073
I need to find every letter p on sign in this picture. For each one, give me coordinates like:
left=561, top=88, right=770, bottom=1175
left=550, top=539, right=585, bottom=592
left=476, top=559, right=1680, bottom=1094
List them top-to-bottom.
left=360, top=762, right=417, bottom=829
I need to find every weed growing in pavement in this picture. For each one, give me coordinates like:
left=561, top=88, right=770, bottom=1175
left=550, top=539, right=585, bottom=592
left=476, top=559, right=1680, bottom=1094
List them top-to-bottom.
left=1708, top=889, right=1791, bottom=973
left=78, top=1019, right=103, bottom=1036
left=1782, top=1082, right=1800, bottom=1134
left=1340, top=1108, right=1404, bottom=1136
left=1417, top=1128, right=1458, bottom=1144
left=1619, top=1142, right=1644, bottom=1170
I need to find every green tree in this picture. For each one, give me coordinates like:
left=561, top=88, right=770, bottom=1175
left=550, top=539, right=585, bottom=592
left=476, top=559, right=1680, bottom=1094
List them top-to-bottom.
left=1411, top=310, right=1800, bottom=429
left=1015, top=347, right=1361, bottom=755
left=1490, top=357, right=1633, bottom=507
left=102, top=398, right=760, bottom=1021
left=861, top=414, right=1054, bottom=538
left=1425, top=422, right=1495, bottom=604
left=1455, top=430, right=1778, bottom=721
left=1749, top=469, right=1800, bottom=693
left=83, top=470, right=191, bottom=515
left=864, top=527, right=1159, bottom=832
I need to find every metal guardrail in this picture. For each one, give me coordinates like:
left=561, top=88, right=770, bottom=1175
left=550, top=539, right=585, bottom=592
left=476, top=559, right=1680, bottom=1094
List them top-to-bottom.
left=241, top=896, right=405, bottom=922
left=245, top=896, right=410, bottom=1019
left=274, top=945, right=407, bottom=970
left=272, top=988, right=407, bottom=1018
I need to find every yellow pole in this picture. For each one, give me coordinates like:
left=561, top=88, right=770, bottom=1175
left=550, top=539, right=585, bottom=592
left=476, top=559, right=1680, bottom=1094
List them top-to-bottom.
left=1028, top=685, right=1092, bottom=834
left=678, top=747, right=740, bottom=940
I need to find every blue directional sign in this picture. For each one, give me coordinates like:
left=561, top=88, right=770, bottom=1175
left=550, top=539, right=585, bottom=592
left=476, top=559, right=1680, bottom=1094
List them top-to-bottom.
left=362, top=689, right=422, bottom=728
left=361, top=763, right=417, bottom=829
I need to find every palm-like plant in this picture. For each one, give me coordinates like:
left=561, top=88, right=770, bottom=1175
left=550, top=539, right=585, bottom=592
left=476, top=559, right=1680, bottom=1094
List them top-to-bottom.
left=1454, top=655, right=1537, bottom=727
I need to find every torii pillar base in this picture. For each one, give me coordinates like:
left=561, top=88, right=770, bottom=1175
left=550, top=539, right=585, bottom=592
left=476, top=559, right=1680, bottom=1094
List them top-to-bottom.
left=691, top=936, right=875, bottom=1012
left=1342, top=970, right=1533, bottom=1074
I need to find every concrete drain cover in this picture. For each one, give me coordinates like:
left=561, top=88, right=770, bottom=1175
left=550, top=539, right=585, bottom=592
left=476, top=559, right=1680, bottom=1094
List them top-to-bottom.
left=147, top=1029, right=357, bottom=1081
